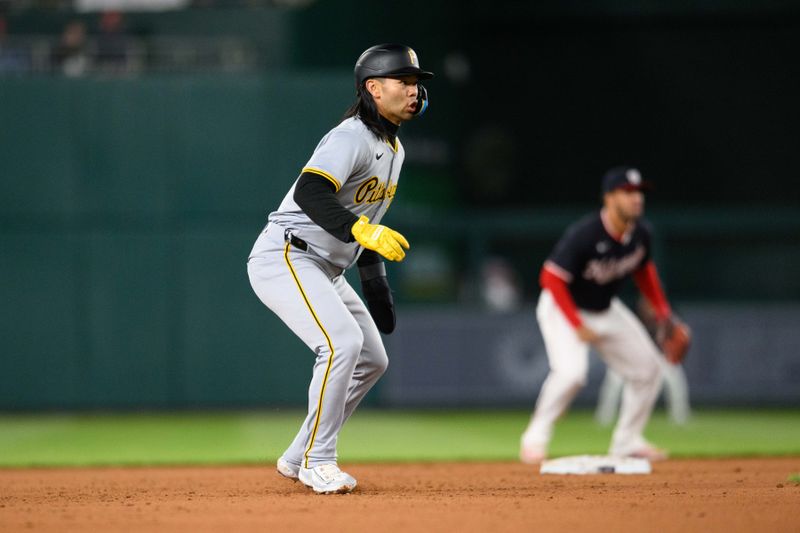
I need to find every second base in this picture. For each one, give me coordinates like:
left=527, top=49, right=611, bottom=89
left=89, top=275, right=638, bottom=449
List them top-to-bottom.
left=540, top=455, right=652, bottom=475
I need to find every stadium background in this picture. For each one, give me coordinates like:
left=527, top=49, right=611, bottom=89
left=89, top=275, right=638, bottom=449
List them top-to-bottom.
left=1, top=0, right=799, bottom=415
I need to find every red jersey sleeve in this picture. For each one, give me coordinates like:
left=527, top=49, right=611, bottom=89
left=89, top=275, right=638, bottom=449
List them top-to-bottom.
left=632, top=260, right=672, bottom=321
left=540, top=265, right=582, bottom=329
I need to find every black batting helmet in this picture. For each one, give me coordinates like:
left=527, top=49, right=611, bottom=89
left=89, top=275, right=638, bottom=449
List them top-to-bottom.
left=354, top=43, right=434, bottom=88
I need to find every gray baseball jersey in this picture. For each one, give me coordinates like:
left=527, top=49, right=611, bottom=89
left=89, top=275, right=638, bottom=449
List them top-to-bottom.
left=252, top=116, right=404, bottom=269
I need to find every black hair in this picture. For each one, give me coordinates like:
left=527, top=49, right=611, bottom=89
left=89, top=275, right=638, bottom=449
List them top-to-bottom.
left=342, top=82, right=392, bottom=142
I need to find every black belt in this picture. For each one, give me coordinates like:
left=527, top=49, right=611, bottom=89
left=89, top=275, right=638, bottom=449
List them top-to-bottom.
left=284, top=229, right=308, bottom=251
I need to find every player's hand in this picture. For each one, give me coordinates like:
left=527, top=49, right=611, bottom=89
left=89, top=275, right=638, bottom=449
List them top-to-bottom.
left=351, top=215, right=410, bottom=262
left=576, top=325, right=600, bottom=344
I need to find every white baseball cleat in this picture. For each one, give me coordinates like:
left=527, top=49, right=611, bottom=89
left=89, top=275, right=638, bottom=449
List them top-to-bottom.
left=519, top=441, right=548, bottom=465
left=611, top=441, right=669, bottom=462
left=624, top=444, right=669, bottom=462
left=276, top=457, right=300, bottom=480
left=299, top=464, right=357, bottom=494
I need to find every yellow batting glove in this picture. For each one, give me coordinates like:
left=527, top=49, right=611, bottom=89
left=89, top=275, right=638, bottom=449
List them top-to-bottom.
left=351, top=215, right=410, bottom=262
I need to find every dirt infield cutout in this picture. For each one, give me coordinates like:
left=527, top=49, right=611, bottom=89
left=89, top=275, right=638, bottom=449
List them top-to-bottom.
left=1, top=458, right=798, bottom=532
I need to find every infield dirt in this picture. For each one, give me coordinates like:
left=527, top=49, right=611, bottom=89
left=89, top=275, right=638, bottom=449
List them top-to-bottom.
left=1, top=457, right=798, bottom=532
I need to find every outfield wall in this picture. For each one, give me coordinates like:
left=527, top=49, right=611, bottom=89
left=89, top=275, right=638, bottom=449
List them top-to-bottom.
left=2, top=76, right=799, bottom=410
left=3, top=296, right=799, bottom=409
left=382, top=304, right=800, bottom=408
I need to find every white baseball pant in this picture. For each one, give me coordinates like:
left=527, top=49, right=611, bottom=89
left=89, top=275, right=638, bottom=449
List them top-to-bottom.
left=522, top=289, right=663, bottom=456
left=595, top=360, right=691, bottom=426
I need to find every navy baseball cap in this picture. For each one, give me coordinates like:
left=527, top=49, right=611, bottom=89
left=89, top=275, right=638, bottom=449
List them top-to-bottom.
left=602, top=166, right=652, bottom=193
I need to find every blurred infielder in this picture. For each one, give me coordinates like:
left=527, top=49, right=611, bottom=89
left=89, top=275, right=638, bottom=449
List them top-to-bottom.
left=247, top=44, right=433, bottom=494
left=520, top=166, right=690, bottom=464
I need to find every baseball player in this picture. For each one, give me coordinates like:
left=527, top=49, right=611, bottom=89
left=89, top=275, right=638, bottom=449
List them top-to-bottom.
left=247, top=44, right=433, bottom=494
left=520, top=166, right=681, bottom=464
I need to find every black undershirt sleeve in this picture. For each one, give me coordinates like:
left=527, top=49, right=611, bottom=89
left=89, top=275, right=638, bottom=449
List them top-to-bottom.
left=294, top=172, right=359, bottom=243
left=356, top=248, right=382, bottom=267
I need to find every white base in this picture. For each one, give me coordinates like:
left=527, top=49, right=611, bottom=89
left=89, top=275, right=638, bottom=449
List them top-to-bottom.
left=540, top=455, right=652, bottom=475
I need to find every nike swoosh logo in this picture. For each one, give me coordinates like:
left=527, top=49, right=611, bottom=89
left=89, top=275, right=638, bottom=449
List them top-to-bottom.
left=376, top=153, right=383, bottom=160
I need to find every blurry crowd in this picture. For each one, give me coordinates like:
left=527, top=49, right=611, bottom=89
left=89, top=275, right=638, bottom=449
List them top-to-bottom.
left=0, top=4, right=268, bottom=76
left=0, top=11, right=140, bottom=75
left=54, top=11, right=134, bottom=75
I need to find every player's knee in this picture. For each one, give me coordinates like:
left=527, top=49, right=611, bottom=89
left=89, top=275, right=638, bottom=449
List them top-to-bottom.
left=333, top=329, right=365, bottom=361
left=358, top=336, right=388, bottom=378
left=373, top=351, right=389, bottom=376
left=639, top=352, right=662, bottom=380
left=630, top=356, right=661, bottom=385
left=645, top=358, right=662, bottom=384
left=553, top=367, right=588, bottom=392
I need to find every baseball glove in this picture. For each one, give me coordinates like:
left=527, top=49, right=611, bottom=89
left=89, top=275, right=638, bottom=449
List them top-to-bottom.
left=637, top=298, right=691, bottom=364
left=656, top=316, right=692, bottom=364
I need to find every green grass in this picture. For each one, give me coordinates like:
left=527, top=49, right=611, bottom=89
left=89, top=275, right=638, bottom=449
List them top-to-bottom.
left=0, top=409, right=798, bottom=467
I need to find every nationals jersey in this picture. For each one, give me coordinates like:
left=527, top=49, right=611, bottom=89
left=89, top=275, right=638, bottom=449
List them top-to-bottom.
left=252, top=116, right=404, bottom=269
left=544, top=210, right=653, bottom=311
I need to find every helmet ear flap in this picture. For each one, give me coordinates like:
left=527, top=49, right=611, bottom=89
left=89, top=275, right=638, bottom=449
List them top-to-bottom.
left=413, top=84, right=429, bottom=117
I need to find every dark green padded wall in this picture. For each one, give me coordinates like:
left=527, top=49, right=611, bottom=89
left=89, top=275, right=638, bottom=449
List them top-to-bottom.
left=1, top=74, right=352, bottom=409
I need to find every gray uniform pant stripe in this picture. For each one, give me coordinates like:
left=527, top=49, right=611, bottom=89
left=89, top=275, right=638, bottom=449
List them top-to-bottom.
left=247, top=229, right=388, bottom=468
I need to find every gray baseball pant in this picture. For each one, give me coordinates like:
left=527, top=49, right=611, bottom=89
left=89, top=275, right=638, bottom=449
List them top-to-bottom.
left=247, top=225, right=388, bottom=468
